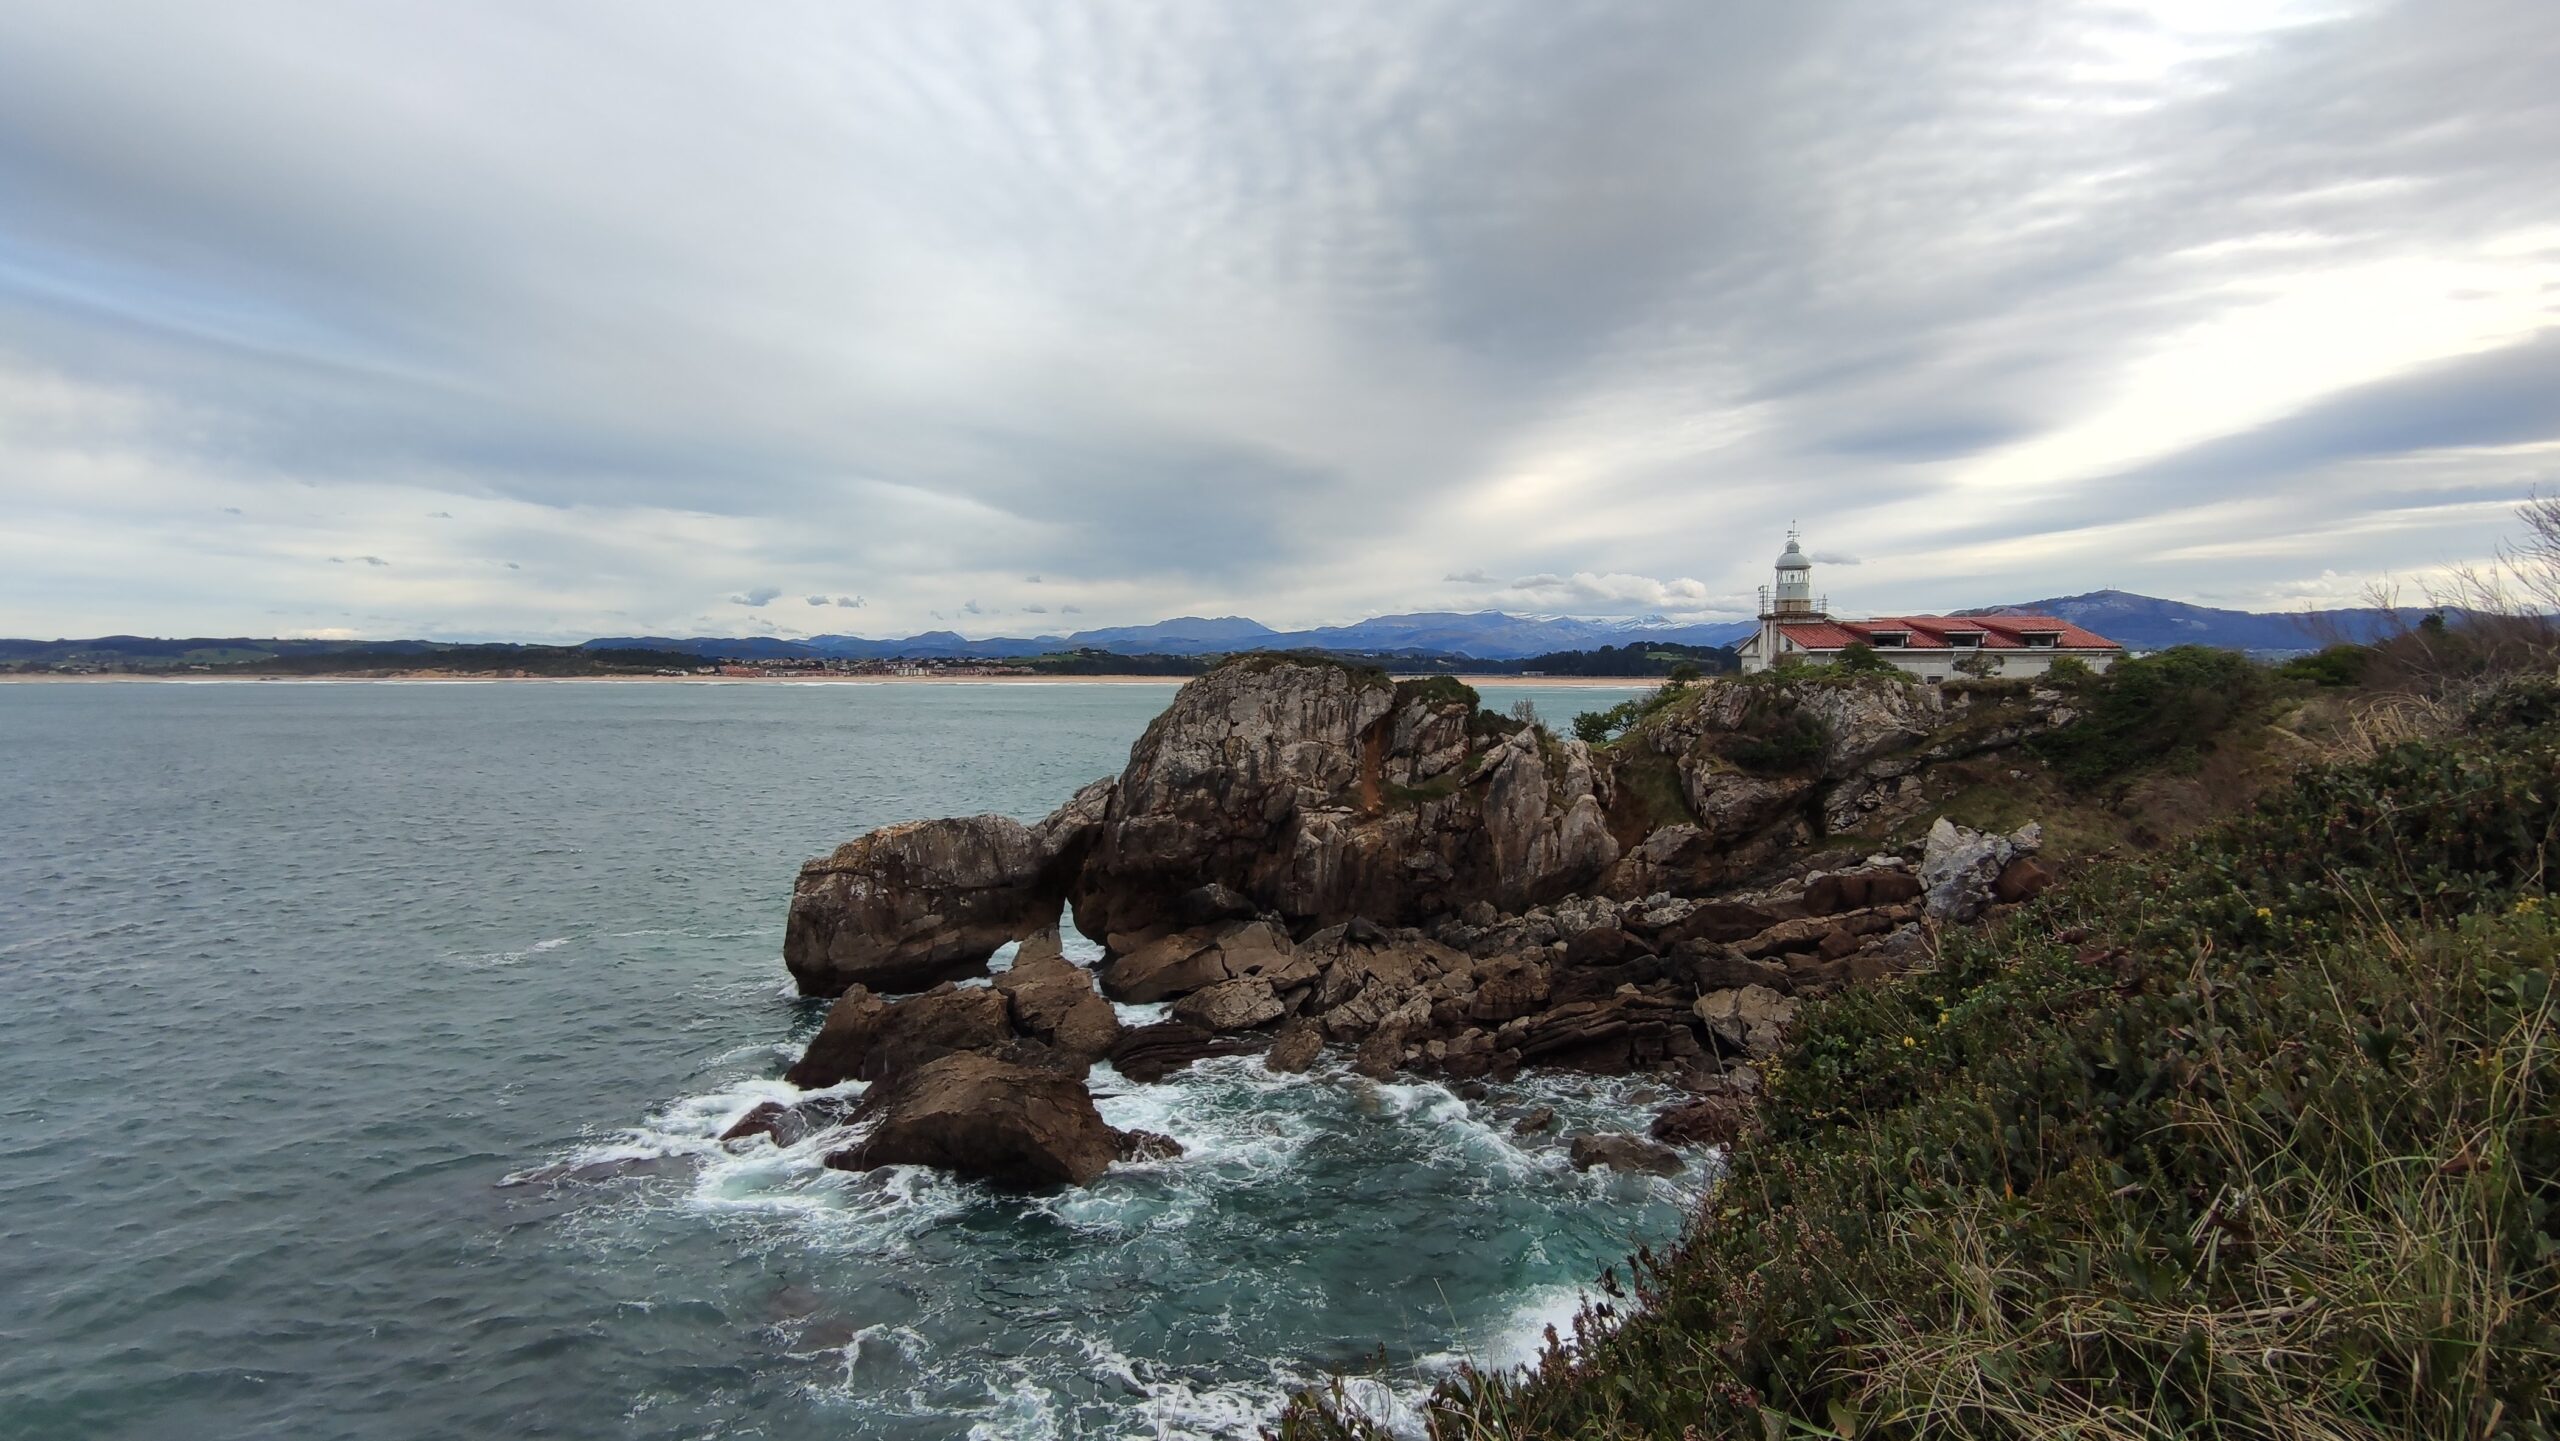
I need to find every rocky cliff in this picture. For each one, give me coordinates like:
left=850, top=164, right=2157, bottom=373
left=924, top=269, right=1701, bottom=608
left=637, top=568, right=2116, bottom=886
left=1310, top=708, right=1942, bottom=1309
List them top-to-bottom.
left=763, top=657, right=2073, bottom=1188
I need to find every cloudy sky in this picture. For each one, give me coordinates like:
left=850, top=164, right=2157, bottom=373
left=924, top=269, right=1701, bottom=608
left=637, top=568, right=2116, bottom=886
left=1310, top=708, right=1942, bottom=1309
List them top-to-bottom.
left=3, top=0, right=2556, bottom=642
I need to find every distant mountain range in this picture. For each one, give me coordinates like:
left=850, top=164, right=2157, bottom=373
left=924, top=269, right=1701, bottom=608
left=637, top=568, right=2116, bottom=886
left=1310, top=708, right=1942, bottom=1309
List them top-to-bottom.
left=1959, top=590, right=2438, bottom=653
left=1, top=592, right=2446, bottom=670
left=586, top=610, right=1762, bottom=662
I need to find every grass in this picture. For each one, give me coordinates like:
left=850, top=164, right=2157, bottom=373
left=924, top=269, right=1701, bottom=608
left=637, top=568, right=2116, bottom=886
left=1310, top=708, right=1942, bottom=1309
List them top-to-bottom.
left=1281, top=676, right=2560, bottom=1441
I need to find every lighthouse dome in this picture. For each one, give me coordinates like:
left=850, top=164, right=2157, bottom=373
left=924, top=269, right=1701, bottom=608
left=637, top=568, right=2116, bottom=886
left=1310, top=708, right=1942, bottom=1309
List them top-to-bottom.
left=1774, top=538, right=1812, bottom=571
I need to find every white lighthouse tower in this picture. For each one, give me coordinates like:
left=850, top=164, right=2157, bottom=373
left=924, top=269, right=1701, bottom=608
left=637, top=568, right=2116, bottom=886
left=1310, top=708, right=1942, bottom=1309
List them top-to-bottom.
left=1747, top=528, right=1828, bottom=672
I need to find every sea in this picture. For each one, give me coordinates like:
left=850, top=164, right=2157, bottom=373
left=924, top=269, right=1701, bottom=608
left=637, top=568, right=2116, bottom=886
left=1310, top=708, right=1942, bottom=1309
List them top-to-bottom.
left=0, top=679, right=1704, bottom=1441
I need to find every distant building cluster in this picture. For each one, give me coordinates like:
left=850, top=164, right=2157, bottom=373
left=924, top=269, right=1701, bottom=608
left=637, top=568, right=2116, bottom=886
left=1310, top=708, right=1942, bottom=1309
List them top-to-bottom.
left=1736, top=532, right=2125, bottom=681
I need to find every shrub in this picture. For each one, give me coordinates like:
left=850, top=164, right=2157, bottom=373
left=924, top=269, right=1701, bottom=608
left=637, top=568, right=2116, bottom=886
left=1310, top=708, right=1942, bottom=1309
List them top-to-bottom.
left=1832, top=642, right=1905, bottom=678
left=2276, top=642, right=2373, bottom=688
left=2029, top=644, right=2269, bottom=788
left=1571, top=678, right=1694, bottom=745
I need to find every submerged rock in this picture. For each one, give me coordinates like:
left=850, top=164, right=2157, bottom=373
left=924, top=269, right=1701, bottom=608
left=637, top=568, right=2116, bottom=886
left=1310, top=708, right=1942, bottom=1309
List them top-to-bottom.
left=1107, top=1021, right=1258, bottom=1084
left=825, top=1053, right=1122, bottom=1189
left=1112, top=1128, right=1185, bottom=1163
left=1568, top=1132, right=1684, bottom=1176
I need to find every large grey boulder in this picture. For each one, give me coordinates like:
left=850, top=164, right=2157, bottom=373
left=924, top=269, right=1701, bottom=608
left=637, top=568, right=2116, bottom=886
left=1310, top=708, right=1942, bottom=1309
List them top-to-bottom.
left=783, top=777, right=1112, bottom=997
left=1919, top=818, right=2043, bottom=921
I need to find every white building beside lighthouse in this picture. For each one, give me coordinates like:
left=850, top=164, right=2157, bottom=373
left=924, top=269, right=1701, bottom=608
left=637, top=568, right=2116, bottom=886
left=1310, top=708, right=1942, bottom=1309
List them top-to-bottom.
left=1735, top=531, right=2123, bottom=681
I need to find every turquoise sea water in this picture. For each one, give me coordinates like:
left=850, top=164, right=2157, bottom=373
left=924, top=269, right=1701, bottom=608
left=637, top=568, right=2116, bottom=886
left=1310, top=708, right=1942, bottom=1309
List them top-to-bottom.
left=0, top=680, right=1694, bottom=1440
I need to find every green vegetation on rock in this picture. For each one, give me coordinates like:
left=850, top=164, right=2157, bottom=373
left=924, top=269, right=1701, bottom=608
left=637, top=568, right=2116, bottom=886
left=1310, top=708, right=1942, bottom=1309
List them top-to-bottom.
left=1286, top=678, right=2560, bottom=1440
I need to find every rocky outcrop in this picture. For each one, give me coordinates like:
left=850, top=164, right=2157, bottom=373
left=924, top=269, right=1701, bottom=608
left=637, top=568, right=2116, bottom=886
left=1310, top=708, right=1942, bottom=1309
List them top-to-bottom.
left=766, top=658, right=2082, bottom=1135
left=1070, top=661, right=1620, bottom=941
left=783, top=777, right=1112, bottom=997
left=1919, top=818, right=2043, bottom=921
left=994, top=934, right=1122, bottom=1066
left=785, top=982, right=1013, bottom=1089
left=1106, top=1021, right=1260, bottom=1083
left=825, top=1053, right=1124, bottom=1189
left=1569, top=1132, right=1684, bottom=1175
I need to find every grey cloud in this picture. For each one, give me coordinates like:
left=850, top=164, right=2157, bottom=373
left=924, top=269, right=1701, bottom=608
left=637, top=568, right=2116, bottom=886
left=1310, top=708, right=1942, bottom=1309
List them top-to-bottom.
left=0, top=1, right=2552, bottom=637
left=220, top=506, right=241, bottom=515
left=427, top=510, right=452, bottom=519
left=1808, top=552, right=1862, bottom=566
left=327, top=555, right=390, bottom=567
left=727, top=587, right=781, bottom=607
left=1023, top=603, right=1048, bottom=614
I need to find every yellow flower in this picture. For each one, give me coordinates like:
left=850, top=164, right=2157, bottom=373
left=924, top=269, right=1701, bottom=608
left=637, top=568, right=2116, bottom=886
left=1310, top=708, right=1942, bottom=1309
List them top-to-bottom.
left=2517, top=895, right=2544, bottom=915
left=2254, top=907, right=2273, bottom=920
left=1937, top=1010, right=1951, bottom=1026
left=1902, top=1036, right=1917, bottom=1047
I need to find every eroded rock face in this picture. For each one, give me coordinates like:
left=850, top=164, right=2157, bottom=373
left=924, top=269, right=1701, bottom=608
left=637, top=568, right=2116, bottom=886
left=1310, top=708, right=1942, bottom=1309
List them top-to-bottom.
left=1070, top=661, right=1620, bottom=941
left=784, top=779, right=1112, bottom=997
left=995, top=936, right=1122, bottom=1067
left=785, top=982, right=1013, bottom=1089
left=1106, top=1021, right=1258, bottom=1083
left=825, top=1053, right=1122, bottom=1189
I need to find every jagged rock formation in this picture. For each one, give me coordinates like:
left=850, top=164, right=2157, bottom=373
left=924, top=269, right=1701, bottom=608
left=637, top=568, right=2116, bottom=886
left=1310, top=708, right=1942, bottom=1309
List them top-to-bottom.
left=764, top=657, right=2081, bottom=1187
left=783, top=779, right=1111, bottom=996
left=823, top=1053, right=1127, bottom=1189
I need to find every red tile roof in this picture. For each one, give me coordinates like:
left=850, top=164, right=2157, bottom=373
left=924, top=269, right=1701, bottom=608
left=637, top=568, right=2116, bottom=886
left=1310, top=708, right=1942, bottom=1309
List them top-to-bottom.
left=1774, top=614, right=2120, bottom=652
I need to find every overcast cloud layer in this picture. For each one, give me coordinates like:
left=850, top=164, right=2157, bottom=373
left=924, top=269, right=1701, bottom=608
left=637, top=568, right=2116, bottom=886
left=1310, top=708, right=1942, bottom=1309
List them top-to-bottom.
left=3, top=0, right=2557, bottom=641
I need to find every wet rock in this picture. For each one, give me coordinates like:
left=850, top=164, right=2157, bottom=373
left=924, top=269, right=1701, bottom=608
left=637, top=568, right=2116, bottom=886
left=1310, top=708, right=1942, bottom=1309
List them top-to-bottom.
left=785, top=782, right=1109, bottom=996
left=994, top=943, right=1122, bottom=1066
left=1169, top=976, right=1286, bottom=1032
left=785, top=982, right=1013, bottom=1089
left=1499, top=993, right=1703, bottom=1075
left=1263, top=1019, right=1323, bottom=1074
left=1106, top=1021, right=1258, bottom=1083
left=1349, top=1026, right=1404, bottom=1080
left=825, top=1053, right=1122, bottom=1189
left=1650, top=1096, right=1753, bottom=1148
left=719, top=1097, right=856, bottom=1147
left=1511, top=1105, right=1557, bottom=1135
left=1112, top=1128, right=1185, bottom=1162
left=1568, top=1132, right=1684, bottom=1176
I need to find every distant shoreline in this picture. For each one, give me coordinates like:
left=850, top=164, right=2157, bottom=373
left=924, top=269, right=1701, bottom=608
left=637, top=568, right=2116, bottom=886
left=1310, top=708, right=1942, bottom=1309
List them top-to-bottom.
left=0, top=671, right=1660, bottom=688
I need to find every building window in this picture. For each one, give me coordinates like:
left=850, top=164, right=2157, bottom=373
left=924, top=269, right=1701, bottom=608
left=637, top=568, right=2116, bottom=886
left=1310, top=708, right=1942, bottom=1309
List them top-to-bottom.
left=1868, top=631, right=1908, bottom=648
left=1945, top=632, right=1982, bottom=648
left=2021, top=632, right=2058, bottom=648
